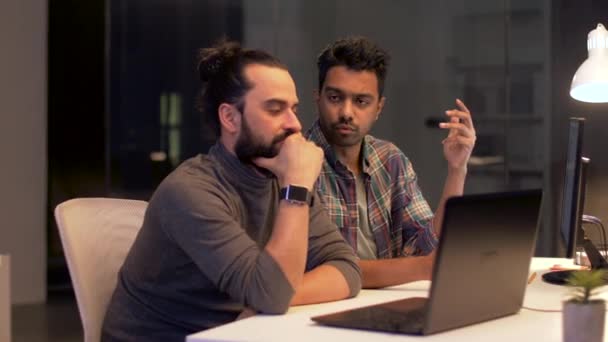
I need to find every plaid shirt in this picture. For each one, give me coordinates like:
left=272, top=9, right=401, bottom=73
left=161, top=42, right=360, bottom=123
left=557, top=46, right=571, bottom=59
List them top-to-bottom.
left=307, top=120, right=438, bottom=259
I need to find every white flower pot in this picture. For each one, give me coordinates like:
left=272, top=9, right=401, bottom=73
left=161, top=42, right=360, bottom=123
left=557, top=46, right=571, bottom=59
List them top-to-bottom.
left=563, top=300, right=605, bottom=342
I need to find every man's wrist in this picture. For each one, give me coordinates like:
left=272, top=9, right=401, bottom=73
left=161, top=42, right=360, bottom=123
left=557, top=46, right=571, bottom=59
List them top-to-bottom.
left=447, top=165, right=467, bottom=177
left=278, top=177, right=313, bottom=191
left=279, top=185, right=314, bottom=206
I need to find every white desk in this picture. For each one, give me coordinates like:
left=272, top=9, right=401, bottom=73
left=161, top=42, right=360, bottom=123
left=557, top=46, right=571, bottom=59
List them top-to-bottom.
left=0, top=255, right=10, bottom=342
left=187, top=258, right=608, bottom=342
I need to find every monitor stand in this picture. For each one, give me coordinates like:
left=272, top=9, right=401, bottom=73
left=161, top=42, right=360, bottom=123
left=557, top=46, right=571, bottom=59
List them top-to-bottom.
left=542, top=238, right=608, bottom=285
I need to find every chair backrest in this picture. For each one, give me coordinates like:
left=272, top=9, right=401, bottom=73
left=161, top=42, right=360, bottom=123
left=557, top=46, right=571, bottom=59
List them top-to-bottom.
left=54, top=198, right=147, bottom=342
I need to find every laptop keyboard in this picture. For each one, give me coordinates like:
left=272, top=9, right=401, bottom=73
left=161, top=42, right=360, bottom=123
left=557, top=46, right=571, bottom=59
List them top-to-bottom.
left=323, top=303, right=427, bottom=334
left=365, top=305, right=426, bottom=333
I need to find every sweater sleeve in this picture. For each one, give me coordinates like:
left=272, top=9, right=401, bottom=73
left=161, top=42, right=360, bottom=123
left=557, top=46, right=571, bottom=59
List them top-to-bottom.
left=158, top=179, right=294, bottom=314
left=305, top=190, right=362, bottom=297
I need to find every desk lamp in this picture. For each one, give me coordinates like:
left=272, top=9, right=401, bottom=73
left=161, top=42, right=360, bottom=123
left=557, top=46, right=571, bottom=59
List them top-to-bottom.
left=570, top=23, right=608, bottom=268
left=570, top=23, right=608, bottom=103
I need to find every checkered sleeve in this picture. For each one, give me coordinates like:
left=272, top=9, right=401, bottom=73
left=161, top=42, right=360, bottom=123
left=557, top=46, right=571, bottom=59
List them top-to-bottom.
left=398, top=154, right=438, bottom=256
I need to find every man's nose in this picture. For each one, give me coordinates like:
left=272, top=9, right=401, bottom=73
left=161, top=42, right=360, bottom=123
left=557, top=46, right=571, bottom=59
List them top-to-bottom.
left=340, top=99, right=354, bottom=120
left=284, top=109, right=302, bottom=133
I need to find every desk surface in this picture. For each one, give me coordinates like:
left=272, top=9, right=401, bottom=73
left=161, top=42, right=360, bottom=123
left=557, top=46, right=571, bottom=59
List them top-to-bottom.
left=187, top=258, right=608, bottom=342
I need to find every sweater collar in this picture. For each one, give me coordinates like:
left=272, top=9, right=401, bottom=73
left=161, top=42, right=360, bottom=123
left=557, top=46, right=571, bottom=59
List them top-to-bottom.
left=208, top=142, right=274, bottom=189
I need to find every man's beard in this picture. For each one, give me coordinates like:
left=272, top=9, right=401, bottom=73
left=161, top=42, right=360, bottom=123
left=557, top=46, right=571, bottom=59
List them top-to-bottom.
left=234, top=117, right=294, bottom=163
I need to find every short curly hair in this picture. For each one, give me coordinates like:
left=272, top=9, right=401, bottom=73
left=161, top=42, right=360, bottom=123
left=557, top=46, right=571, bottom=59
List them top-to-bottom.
left=317, top=36, right=390, bottom=96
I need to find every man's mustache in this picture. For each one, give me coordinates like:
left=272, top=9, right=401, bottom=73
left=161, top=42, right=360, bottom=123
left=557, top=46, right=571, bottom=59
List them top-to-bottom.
left=332, top=117, right=357, bottom=131
left=271, top=129, right=296, bottom=144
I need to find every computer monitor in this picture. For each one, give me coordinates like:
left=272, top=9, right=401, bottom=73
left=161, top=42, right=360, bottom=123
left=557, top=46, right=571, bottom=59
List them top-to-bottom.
left=542, top=117, right=608, bottom=285
left=560, top=117, right=586, bottom=258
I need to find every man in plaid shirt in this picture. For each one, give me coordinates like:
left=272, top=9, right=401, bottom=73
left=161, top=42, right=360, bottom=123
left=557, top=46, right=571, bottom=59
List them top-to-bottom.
left=307, top=36, right=476, bottom=288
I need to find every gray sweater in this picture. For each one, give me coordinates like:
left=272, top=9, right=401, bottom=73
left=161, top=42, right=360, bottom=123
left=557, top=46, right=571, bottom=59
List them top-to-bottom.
left=101, top=143, right=361, bottom=342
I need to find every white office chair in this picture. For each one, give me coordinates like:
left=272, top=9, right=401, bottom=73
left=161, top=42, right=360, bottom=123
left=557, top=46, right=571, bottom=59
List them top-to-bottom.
left=54, top=198, right=148, bottom=342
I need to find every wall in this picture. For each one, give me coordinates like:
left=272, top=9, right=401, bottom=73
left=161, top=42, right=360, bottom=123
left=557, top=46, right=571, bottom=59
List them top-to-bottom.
left=0, top=0, right=48, bottom=304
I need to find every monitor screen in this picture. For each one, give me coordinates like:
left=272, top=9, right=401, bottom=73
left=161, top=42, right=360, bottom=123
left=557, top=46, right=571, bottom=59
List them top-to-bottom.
left=560, top=117, right=587, bottom=258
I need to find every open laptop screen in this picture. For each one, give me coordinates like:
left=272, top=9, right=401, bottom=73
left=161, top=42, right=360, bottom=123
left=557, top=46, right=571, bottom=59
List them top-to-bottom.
left=312, top=189, right=542, bottom=335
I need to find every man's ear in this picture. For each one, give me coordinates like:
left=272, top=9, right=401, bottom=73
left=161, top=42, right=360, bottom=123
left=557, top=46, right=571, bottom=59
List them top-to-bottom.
left=376, top=96, right=386, bottom=120
left=218, top=103, right=241, bottom=134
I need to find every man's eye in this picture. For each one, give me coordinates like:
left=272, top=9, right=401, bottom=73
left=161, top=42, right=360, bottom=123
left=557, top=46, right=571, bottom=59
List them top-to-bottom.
left=328, top=95, right=341, bottom=102
left=356, top=98, right=370, bottom=106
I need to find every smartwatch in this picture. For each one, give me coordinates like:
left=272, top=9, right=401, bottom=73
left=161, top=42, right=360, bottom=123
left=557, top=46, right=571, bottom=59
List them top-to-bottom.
left=279, top=185, right=314, bottom=207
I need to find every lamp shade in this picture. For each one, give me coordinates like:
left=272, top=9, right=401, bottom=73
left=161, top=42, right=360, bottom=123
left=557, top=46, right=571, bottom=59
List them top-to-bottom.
left=570, top=23, right=608, bottom=103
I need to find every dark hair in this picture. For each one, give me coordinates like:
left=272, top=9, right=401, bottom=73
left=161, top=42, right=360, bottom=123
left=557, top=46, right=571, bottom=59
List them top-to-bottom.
left=317, top=36, right=390, bottom=96
left=196, top=39, right=286, bottom=137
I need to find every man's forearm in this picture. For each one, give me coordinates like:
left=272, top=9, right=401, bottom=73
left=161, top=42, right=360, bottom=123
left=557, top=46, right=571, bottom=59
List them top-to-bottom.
left=432, top=166, right=467, bottom=234
left=264, top=202, right=310, bottom=291
left=359, top=256, right=434, bottom=289
left=290, top=264, right=351, bottom=305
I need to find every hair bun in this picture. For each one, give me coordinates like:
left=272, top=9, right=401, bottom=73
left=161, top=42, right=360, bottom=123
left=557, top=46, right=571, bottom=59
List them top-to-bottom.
left=197, top=40, right=241, bottom=82
left=197, top=49, right=225, bottom=82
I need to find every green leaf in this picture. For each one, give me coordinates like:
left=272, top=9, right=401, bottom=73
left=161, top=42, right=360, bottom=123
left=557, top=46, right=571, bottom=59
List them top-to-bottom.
left=566, top=270, right=607, bottom=304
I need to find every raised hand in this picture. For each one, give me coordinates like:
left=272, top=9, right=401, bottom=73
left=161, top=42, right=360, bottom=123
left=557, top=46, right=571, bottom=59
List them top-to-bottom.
left=439, top=99, right=476, bottom=171
left=253, top=133, right=324, bottom=190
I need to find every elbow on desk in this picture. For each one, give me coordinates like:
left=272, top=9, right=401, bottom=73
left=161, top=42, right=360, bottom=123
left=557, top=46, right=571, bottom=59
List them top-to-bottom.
left=242, top=266, right=295, bottom=314
left=348, top=281, right=361, bottom=298
left=248, top=292, right=292, bottom=315
left=254, top=300, right=290, bottom=315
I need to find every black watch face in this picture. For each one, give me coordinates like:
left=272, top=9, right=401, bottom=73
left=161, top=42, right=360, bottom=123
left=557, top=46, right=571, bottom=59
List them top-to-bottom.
left=280, top=185, right=312, bottom=206
left=286, top=185, right=309, bottom=202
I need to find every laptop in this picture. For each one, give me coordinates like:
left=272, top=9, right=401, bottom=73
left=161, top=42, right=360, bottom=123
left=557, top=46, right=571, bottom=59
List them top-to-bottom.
left=312, top=189, right=542, bottom=335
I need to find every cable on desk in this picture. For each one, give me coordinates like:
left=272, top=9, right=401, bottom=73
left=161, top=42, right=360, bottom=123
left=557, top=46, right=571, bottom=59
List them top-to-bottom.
left=521, top=306, right=562, bottom=313
left=523, top=306, right=608, bottom=313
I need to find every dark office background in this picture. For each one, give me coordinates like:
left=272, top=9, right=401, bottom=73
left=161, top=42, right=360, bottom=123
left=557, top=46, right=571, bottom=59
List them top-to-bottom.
left=47, top=0, right=608, bottom=292
left=47, top=0, right=106, bottom=289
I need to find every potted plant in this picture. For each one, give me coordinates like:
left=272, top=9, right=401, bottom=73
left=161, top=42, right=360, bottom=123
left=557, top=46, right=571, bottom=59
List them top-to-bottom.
left=563, top=270, right=607, bottom=342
